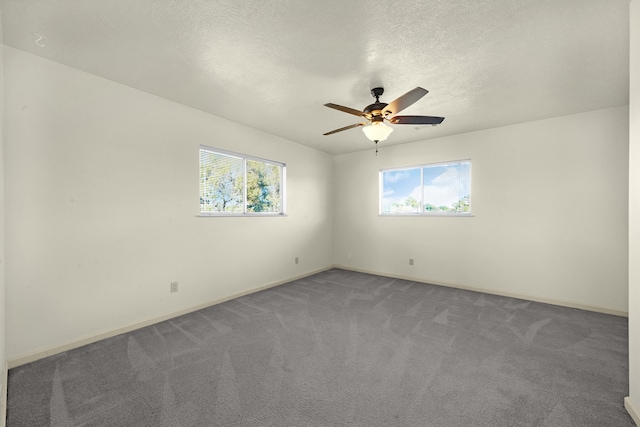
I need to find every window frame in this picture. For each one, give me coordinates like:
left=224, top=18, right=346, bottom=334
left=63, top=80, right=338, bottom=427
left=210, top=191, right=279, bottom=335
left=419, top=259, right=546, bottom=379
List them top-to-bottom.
left=199, top=145, right=287, bottom=216
left=379, top=159, right=472, bottom=217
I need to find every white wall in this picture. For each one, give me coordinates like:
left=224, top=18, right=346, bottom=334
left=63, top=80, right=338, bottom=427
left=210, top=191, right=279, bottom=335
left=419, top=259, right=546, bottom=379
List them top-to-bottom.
left=627, top=0, right=640, bottom=423
left=0, top=11, right=6, bottom=424
left=3, top=47, right=334, bottom=360
left=334, top=106, right=629, bottom=314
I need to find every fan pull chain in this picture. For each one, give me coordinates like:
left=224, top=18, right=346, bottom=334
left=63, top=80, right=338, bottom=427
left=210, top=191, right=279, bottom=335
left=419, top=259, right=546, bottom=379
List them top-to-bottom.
left=375, top=141, right=378, bottom=156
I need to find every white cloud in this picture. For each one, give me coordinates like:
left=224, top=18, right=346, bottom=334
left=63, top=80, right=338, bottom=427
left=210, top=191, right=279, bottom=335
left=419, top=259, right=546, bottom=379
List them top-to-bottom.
left=431, top=167, right=459, bottom=186
left=424, top=168, right=462, bottom=207
left=384, top=171, right=410, bottom=184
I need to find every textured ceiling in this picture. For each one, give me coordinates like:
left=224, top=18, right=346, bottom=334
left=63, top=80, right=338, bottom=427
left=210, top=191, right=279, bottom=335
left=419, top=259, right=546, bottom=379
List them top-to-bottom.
left=0, top=0, right=630, bottom=155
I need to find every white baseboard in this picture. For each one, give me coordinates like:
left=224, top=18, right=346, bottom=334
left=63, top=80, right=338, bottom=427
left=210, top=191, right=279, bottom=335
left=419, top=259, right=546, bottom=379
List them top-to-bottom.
left=333, top=265, right=629, bottom=317
left=7, top=267, right=332, bottom=369
left=625, top=397, right=640, bottom=426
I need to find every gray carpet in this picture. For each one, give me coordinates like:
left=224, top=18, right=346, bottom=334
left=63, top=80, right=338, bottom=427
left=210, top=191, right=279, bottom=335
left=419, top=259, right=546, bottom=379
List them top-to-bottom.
left=6, top=268, right=634, bottom=426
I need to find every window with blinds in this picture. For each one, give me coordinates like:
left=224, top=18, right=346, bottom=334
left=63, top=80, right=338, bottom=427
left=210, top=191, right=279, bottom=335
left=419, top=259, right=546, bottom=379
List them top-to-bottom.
left=199, top=146, right=286, bottom=215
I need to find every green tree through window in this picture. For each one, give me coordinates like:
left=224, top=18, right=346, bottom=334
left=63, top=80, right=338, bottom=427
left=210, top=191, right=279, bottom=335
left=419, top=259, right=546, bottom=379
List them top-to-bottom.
left=200, top=151, right=244, bottom=213
left=247, top=160, right=281, bottom=213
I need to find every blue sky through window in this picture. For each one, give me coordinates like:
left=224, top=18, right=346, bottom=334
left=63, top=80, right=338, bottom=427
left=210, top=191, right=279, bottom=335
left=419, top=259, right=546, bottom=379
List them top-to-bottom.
left=382, top=168, right=421, bottom=213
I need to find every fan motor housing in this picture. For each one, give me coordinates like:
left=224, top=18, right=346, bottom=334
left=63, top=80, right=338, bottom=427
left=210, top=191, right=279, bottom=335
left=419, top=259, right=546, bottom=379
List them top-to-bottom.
left=365, top=87, right=387, bottom=116
left=364, top=102, right=387, bottom=116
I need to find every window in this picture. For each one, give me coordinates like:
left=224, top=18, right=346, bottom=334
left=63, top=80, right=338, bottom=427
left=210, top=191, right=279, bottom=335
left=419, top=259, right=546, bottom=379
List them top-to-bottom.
left=199, top=146, right=286, bottom=215
left=380, top=160, right=471, bottom=215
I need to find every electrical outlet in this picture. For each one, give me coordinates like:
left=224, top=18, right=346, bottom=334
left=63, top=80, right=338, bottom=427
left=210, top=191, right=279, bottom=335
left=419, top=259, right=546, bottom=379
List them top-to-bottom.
left=347, top=253, right=352, bottom=261
left=295, top=256, right=299, bottom=264
left=409, top=258, right=414, bottom=266
left=170, top=281, right=179, bottom=293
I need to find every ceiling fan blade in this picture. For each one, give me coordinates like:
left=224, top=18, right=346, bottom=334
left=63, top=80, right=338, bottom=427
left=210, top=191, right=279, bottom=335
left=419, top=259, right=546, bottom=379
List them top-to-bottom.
left=383, top=87, right=429, bottom=116
left=324, top=103, right=366, bottom=118
left=389, top=115, right=445, bottom=125
left=323, top=122, right=367, bottom=136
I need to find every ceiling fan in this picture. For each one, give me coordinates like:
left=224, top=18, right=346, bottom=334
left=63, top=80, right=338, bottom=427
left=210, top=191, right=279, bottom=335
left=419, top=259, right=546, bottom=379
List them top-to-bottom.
left=323, top=87, right=444, bottom=153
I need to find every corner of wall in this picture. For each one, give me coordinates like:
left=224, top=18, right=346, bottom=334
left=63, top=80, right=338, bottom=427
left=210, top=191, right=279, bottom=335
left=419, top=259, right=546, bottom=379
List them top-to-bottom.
left=628, top=0, right=640, bottom=423
left=0, top=6, right=7, bottom=426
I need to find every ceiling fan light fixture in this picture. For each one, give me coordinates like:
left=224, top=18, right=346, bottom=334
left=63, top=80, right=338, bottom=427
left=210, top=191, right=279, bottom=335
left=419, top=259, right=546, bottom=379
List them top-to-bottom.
left=362, top=121, right=393, bottom=142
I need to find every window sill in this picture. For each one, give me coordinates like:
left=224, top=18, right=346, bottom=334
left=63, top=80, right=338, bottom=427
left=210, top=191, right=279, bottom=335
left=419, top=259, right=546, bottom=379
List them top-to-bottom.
left=197, top=213, right=288, bottom=217
left=379, top=213, right=474, bottom=217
